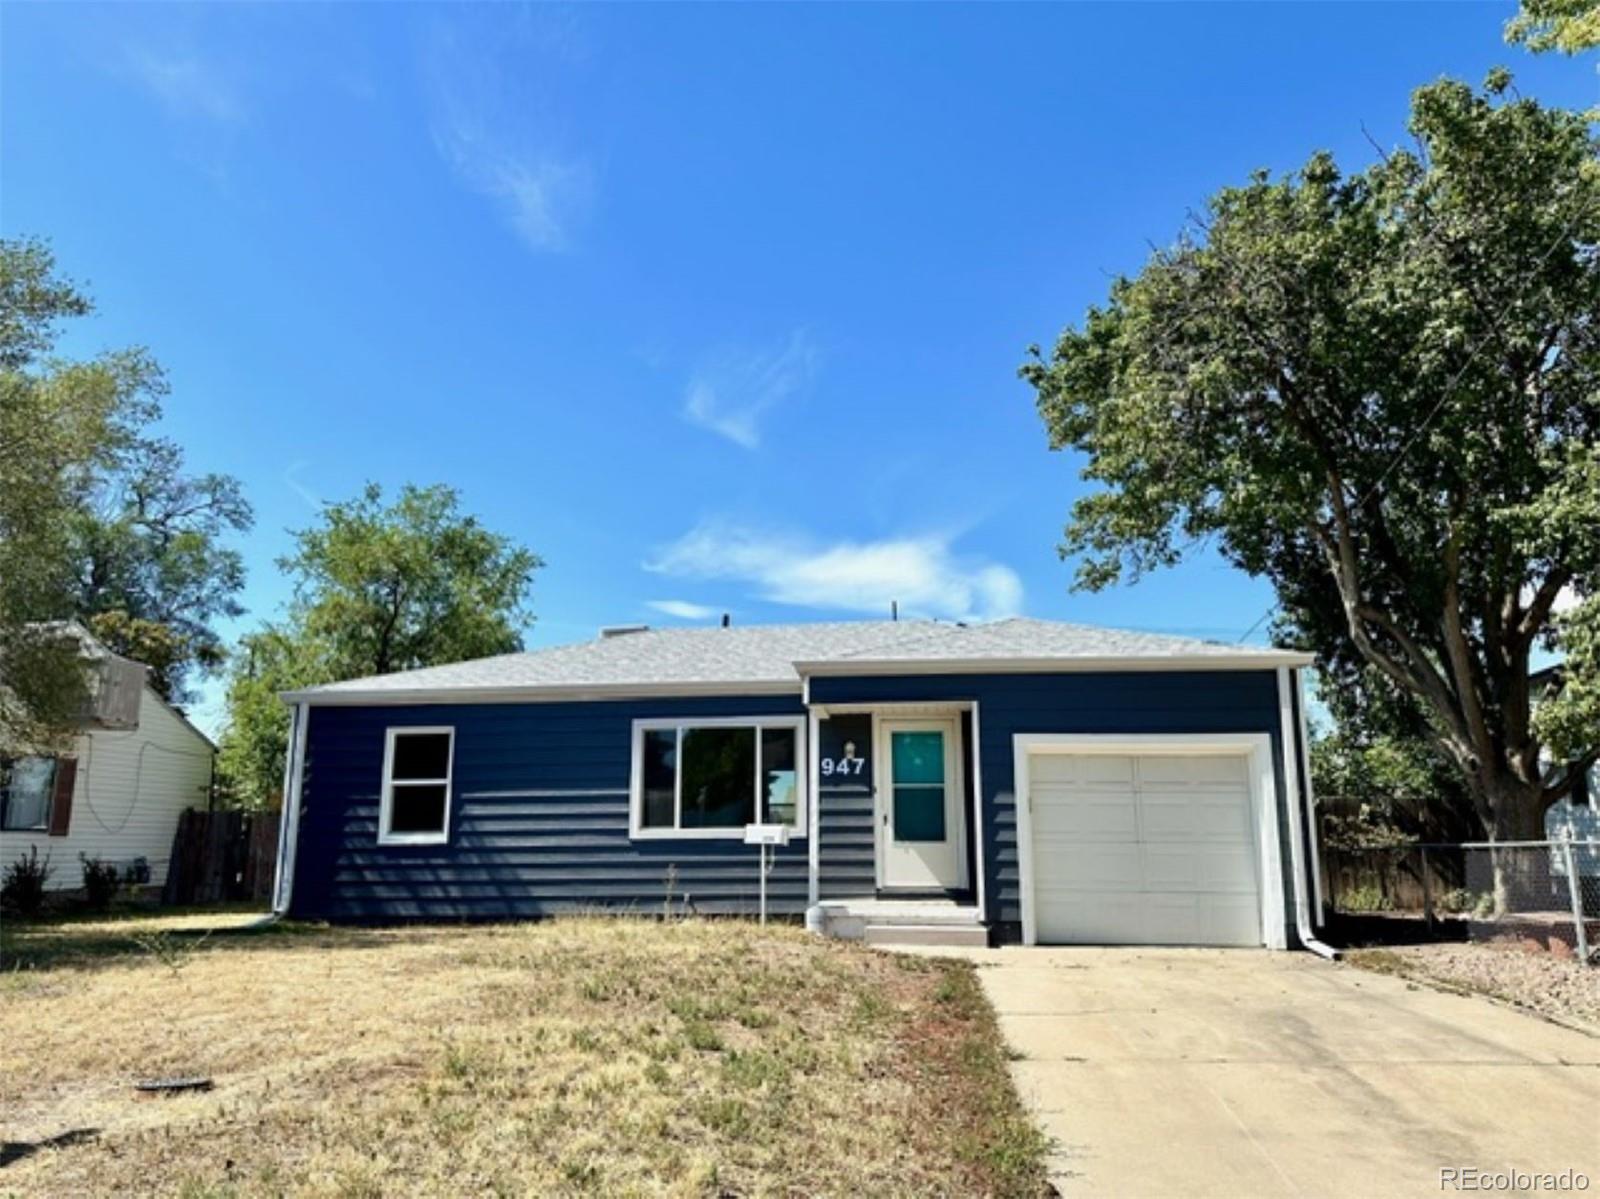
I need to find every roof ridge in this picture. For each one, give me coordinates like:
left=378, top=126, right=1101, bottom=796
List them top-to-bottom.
left=826, top=619, right=980, bottom=661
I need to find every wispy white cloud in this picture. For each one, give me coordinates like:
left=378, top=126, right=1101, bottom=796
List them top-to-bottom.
left=421, top=16, right=591, bottom=253
left=124, top=46, right=244, bottom=124
left=430, top=111, right=591, bottom=252
left=683, top=330, right=818, bottom=450
left=283, top=460, right=321, bottom=510
left=646, top=522, right=1023, bottom=622
left=646, top=599, right=722, bottom=621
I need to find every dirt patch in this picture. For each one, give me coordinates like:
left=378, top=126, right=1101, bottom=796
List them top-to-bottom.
left=0, top=913, right=1051, bottom=1196
left=1347, top=942, right=1600, bottom=1035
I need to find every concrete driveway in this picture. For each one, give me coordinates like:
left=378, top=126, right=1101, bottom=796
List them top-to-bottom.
left=965, top=948, right=1600, bottom=1197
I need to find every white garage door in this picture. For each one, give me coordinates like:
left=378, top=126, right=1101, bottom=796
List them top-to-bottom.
left=1028, top=752, right=1262, bottom=946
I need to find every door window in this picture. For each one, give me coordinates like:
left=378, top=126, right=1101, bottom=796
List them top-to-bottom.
left=891, top=730, right=946, bottom=842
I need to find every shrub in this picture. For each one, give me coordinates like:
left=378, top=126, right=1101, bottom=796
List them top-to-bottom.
left=2, top=847, right=53, bottom=916
left=79, top=854, right=122, bottom=910
left=123, top=857, right=151, bottom=887
left=1340, top=883, right=1394, bottom=913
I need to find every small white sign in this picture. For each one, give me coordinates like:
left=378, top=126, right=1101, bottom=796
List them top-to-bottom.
left=744, top=823, right=791, bottom=847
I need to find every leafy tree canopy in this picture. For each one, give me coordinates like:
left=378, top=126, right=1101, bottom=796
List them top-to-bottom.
left=1508, top=0, right=1600, bottom=53
left=1023, top=76, right=1600, bottom=841
left=0, top=237, right=251, bottom=746
left=70, top=433, right=252, bottom=700
left=218, top=483, right=541, bottom=807
left=1310, top=671, right=1479, bottom=846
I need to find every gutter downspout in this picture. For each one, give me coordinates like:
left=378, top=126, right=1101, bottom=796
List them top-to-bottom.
left=1294, top=666, right=1327, bottom=922
left=1277, top=667, right=1340, bottom=960
left=806, top=705, right=821, bottom=909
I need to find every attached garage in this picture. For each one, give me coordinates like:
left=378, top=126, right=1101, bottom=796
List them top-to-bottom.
left=1014, top=734, right=1287, bottom=949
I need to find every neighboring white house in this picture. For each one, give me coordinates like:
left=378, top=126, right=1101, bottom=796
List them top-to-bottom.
left=1, top=640, right=214, bottom=892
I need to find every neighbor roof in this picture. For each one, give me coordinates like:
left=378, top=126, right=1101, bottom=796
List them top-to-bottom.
left=282, top=617, right=1312, bottom=704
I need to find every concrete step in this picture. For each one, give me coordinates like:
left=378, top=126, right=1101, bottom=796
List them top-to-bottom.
left=817, top=900, right=982, bottom=927
left=862, top=923, right=990, bottom=948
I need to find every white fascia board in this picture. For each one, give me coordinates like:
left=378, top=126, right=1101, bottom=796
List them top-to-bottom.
left=794, top=651, right=1315, bottom=676
left=279, top=678, right=803, bottom=706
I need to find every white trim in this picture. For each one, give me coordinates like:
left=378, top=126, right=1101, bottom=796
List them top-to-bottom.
left=797, top=651, right=1313, bottom=677
left=1276, top=667, right=1320, bottom=952
left=1293, top=668, right=1326, bottom=921
left=282, top=679, right=801, bottom=706
left=818, top=700, right=974, bottom=716
left=273, top=701, right=309, bottom=915
left=970, top=701, right=988, bottom=923
left=270, top=703, right=296, bottom=912
left=807, top=707, right=822, bottom=906
left=869, top=710, right=883, bottom=885
left=627, top=715, right=808, bottom=841
left=377, top=726, right=455, bottom=847
left=1011, top=732, right=1286, bottom=950
left=457, top=788, right=627, bottom=800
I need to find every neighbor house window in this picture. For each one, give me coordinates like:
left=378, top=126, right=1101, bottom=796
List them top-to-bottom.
left=631, top=718, right=804, bottom=838
left=379, top=727, right=454, bottom=846
left=1, top=756, right=57, bottom=832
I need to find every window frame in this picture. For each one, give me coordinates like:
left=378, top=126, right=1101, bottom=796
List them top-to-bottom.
left=629, top=715, right=807, bottom=841
left=378, top=726, right=455, bottom=847
left=0, top=756, right=57, bottom=833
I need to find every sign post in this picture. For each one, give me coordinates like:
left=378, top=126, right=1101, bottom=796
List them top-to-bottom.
left=744, top=823, right=791, bottom=925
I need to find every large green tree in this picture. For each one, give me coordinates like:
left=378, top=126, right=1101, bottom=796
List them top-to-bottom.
left=1022, top=76, right=1599, bottom=846
left=0, top=237, right=251, bottom=743
left=1, top=241, right=153, bottom=746
left=70, top=429, right=253, bottom=700
left=218, top=483, right=541, bottom=807
left=1310, top=671, right=1478, bottom=845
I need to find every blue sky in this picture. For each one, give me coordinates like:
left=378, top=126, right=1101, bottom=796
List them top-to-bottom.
left=3, top=3, right=1595, bottom=734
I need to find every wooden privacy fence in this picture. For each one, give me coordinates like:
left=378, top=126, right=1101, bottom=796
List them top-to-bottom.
left=162, top=809, right=280, bottom=906
left=1320, top=844, right=1466, bottom=914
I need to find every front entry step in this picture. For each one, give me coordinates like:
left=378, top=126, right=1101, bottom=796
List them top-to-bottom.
left=811, top=898, right=986, bottom=947
left=862, top=923, right=990, bottom=948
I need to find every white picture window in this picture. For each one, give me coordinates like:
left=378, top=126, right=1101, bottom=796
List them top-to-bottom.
left=630, top=717, right=805, bottom=839
left=379, top=727, right=454, bottom=846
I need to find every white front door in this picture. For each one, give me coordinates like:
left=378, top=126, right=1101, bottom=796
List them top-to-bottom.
left=878, top=718, right=967, bottom=890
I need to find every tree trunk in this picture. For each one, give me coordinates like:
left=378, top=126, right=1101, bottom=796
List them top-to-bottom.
left=1485, top=780, right=1551, bottom=918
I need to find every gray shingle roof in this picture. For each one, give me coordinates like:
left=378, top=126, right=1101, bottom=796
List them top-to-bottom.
left=285, top=617, right=1311, bottom=702
left=805, top=617, right=1298, bottom=666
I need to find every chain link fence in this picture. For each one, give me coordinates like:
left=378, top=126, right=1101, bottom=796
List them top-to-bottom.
left=1320, top=836, right=1599, bottom=965
left=1460, top=839, right=1599, bottom=963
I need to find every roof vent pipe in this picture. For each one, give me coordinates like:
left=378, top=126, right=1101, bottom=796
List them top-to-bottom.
left=891, top=600, right=898, bottom=622
left=721, top=613, right=731, bottom=628
left=598, top=624, right=650, bottom=640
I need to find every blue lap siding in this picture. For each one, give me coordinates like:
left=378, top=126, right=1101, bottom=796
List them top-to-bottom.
left=287, top=668, right=1301, bottom=945
left=807, top=670, right=1298, bottom=946
left=289, top=694, right=813, bottom=923
left=815, top=713, right=875, bottom=899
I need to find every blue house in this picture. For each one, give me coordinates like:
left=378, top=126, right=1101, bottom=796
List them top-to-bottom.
left=272, top=617, right=1321, bottom=948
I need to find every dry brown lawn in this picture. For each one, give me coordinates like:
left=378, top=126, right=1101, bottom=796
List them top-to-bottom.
left=0, top=913, right=1049, bottom=1197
